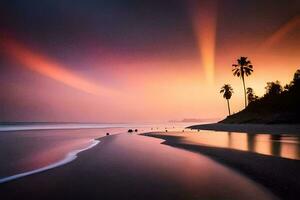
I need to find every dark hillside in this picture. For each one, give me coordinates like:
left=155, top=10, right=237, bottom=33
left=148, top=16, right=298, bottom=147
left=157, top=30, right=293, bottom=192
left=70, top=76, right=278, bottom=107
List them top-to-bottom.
left=221, top=70, right=300, bottom=124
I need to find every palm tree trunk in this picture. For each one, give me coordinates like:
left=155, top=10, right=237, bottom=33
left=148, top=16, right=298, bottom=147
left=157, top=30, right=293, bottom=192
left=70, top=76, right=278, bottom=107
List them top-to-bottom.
left=242, top=77, right=247, bottom=108
left=227, top=99, right=231, bottom=115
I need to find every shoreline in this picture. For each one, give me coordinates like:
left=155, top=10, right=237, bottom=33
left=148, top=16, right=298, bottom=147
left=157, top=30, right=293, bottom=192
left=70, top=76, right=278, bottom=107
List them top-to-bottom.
left=187, top=123, right=300, bottom=134
left=143, top=132, right=300, bottom=200
left=0, top=133, right=277, bottom=200
left=0, top=139, right=100, bottom=184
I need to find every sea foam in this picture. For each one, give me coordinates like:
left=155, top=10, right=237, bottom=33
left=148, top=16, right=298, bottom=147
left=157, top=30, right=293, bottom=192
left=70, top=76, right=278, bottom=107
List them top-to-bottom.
left=0, top=139, right=100, bottom=184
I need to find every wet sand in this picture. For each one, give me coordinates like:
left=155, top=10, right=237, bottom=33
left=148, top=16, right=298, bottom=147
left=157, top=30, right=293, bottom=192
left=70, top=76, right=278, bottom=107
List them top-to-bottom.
left=188, top=123, right=300, bottom=134
left=0, top=128, right=126, bottom=178
left=143, top=132, right=300, bottom=200
left=0, top=134, right=276, bottom=200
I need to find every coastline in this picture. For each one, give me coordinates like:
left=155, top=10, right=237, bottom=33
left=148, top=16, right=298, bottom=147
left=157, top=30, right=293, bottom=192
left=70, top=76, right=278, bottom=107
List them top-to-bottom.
left=187, top=123, right=300, bottom=134
left=143, top=132, right=300, bottom=200
left=0, top=133, right=277, bottom=200
left=0, top=139, right=100, bottom=184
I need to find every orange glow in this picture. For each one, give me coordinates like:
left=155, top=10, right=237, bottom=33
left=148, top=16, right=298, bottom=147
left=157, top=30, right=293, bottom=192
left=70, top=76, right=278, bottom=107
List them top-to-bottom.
left=191, top=0, right=218, bottom=85
left=260, top=15, right=300, bottom=50
left=1, top=23, right=299, bottom=122
left=1, top=38, right=115, bottom=96
left=162, top=132, right=300, bottom=160
left=229, top=134, right=248, bottom=151
left=254, top=135, right=272, bottom=156
left=281, top=143, right=299, bottom=160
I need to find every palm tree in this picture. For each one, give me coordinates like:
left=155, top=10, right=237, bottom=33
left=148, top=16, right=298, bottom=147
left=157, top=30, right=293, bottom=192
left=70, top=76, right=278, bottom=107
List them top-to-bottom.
left=232, top=57, right=253, bottom=108
left=220, top=84, right=234, bottom=115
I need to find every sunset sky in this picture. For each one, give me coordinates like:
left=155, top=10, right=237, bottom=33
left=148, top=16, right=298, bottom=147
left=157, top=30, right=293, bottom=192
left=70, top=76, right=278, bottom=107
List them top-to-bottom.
left=0, top=0, right=299, bottom=123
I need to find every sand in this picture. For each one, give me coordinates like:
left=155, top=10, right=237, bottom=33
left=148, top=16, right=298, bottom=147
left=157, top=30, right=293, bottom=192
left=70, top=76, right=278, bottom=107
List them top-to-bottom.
left=143, top=132, right=300, bottom=200
left=0, top=133, right=276, bottom=200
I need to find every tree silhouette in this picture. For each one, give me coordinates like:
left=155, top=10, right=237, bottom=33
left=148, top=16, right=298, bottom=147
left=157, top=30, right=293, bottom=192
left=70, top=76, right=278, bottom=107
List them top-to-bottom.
left=232, top=57, right=253, bottom=108
left=221, top=69, right=300, bottom=124
left=283, top=69, right=300, bottom=93
left=293, top=69, right=300, bottom=86
left=265, top=81, right=282, bottom=96
left=220, top=84, right=234, bottom=115
left=284, top=84, right=291, bottom=92
left=246, top=87, right=258, bottom=103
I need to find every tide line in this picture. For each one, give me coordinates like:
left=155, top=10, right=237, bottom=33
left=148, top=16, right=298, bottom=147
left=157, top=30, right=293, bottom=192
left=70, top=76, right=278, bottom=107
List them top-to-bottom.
left=0, top=139, right=100, bottom=184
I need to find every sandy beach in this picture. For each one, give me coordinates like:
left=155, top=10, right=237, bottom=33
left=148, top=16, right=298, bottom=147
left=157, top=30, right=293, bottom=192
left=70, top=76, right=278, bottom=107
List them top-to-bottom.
left=188, top=123, right=300, bottom=134
left=0, top=128, right=127, bottom=179
left=143, top=132, right=300, bottom=200
left=0, top=133, right=276, bottom=200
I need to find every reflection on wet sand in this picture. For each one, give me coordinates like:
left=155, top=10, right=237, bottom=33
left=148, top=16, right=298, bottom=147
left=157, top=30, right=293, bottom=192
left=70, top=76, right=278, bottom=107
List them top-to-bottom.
left=177, top=131, right=300, bottom=160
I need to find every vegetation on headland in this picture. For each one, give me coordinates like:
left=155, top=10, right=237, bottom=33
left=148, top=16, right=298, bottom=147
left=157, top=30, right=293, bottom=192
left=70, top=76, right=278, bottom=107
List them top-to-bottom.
left=220, top=69, right=300, bottom=124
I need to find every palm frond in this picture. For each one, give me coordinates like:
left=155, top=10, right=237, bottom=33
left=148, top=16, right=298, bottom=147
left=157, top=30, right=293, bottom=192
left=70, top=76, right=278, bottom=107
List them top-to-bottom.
left=220, top=84, right=233, bottom=99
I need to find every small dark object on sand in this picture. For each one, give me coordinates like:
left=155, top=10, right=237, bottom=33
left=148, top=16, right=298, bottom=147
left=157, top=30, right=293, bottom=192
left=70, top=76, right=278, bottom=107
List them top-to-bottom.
left=128, top=129, right=133, bottom=133
left=135, top=129, right=138, bottom=132
left=165, top=130, right=168, bottom=132
left=182, top=130, right=185, bottom=132
left=106, top=133, right=110, bottom=136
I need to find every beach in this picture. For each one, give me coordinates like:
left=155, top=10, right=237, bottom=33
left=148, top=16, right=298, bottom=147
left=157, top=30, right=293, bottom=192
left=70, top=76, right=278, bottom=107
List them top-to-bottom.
left=0, top=123, right=192, bottom=181
left=0, top=128, right=127, bottom=179
left=143, top=131, right=300, bottom=200
left=0, top=132, right=276, bottom=200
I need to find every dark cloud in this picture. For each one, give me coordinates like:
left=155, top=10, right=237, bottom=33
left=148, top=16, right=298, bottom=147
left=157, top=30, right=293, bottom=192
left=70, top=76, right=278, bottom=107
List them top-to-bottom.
left=0, top=0, right=194, bottom=55
left=1, top=0, right=298, bottom=65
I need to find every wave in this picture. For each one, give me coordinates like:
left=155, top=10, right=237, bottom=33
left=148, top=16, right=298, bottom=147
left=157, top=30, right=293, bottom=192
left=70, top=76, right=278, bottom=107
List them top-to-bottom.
left=0, top=139, right=100, bottom=184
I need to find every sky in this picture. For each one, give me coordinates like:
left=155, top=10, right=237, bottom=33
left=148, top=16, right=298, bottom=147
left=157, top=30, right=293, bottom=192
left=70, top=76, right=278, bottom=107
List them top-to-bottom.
left=0, top=0, right=299, bottom=123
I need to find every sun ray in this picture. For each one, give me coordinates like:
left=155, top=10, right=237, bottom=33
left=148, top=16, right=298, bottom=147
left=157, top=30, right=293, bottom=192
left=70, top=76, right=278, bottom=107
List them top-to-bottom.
left=190, top=0, right=218, bottom=86
left=260, top=15, right=300, bottom=50
left=1, top=38, right=116, bottom=97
